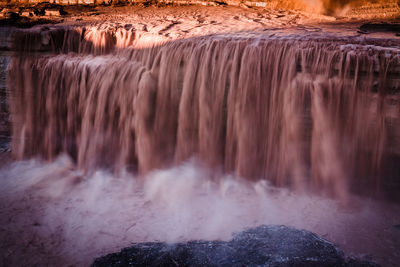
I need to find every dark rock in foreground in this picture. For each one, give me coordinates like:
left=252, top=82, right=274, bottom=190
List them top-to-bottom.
left=92, top=225, right=378, bottom=267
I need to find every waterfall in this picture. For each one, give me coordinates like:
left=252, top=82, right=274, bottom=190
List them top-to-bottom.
left=8, top=25, right=400, bottom=197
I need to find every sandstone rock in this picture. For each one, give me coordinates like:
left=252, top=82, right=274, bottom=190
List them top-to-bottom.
left=0, top=9, right=20, bottom=20
left=45, top=9, right=61, bottom=16
left=20, top=11, right=34, bottom=17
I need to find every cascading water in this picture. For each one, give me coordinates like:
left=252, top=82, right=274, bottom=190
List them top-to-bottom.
left=1, top=14, right=400, bottom=266
left=8, top=26, right=400, bottom=199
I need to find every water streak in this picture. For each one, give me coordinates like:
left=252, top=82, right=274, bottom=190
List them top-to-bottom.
left=8, top=27, right=400, bottom=197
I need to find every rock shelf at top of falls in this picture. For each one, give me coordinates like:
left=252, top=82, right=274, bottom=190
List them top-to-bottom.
left=1, top=2, right=400, bottom=42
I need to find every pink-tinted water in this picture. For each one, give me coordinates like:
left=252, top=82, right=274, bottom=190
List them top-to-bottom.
left=2, top=26, right=400, bottom=266
left=8, top=27, right=400, bottom=198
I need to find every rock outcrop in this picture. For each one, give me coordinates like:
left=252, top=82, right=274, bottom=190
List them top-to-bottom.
left=92, top=225, right=378, bottom=267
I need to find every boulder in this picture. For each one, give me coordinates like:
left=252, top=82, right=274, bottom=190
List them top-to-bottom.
left=92, top=225, right=379, bottom=267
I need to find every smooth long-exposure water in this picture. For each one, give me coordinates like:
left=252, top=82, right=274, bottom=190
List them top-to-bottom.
left=1, top=12, right=400, bottom=266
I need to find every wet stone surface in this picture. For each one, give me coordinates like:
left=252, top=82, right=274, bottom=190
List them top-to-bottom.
left=0, top=55, right=10, bottom=153
left=92, top=225, right=379, bottom=267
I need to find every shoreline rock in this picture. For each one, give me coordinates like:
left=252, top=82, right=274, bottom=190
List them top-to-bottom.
left=92, top=225, right=379, bottom=267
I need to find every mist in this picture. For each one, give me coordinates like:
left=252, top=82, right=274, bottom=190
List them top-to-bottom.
left=0, top=156, right=399, bottom=266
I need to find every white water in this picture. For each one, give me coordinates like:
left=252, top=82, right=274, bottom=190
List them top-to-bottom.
left=8, top=27, right=400, bottom=198
left=1, top=156, right=399, bottom=266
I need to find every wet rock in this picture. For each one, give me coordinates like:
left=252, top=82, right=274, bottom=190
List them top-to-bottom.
left=214, top=0, right=228, bottom=6
left=0, top=4, right=61, bottom=28
left=44, top=6, right=67, bottom=17
left=33, top=7, right=45, bottom=16
left=0, top=9, right=20, bottom=20
left=45, top=9, right=60, bottom=17
left=20, top=11, right=34, bottom=17
left=0, top=16, right=56, bottom=28
left=359, top=23, right=400, bottom=34
left=92, top=225, right=379, bottom=267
